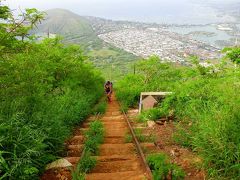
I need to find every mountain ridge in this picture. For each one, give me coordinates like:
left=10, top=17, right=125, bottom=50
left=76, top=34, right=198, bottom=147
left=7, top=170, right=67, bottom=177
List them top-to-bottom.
left=32, top=8, right=139, bottom=80
left=33, top=8, right=94, bottom=36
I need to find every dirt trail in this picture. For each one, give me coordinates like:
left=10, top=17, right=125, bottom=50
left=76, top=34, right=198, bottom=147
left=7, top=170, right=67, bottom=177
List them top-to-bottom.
left=41, top=95, right=147, bottom=180
left=86, top=95, right=146, bottom=180
left=127, top=109, right=205, bottom=180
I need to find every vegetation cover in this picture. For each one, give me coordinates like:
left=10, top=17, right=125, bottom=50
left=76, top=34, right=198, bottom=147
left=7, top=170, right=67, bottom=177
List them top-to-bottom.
left=0, top=2, right=104, bottom=179
left=31, top=8, right=140, bottom=81
left=116, top=55, right=240, bottom=179
left=72, top=120, right=104, bottom=180
left=147, top=153, right=185, bottom=180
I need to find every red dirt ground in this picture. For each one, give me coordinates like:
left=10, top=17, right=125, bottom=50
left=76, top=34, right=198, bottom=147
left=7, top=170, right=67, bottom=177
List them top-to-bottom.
left=41, top=95, right=147, bottom=180
left=127, top=109, right=206, bottom=180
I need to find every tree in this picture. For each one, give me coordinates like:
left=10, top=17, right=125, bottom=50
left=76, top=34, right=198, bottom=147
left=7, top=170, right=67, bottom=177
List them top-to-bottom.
left=0, top=1, right=45, bottom=52
left=222, top=47, right=240, bottom=65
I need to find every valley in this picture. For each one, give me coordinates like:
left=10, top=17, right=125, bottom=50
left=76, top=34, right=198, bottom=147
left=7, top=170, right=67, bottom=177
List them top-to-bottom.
left=1, top=2, right=240, bottom=179
left=33, top=8, right=240, bottom=79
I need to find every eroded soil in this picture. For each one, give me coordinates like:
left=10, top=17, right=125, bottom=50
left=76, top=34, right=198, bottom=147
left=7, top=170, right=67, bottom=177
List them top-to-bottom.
left=41, top=95, right=147, bottom=180
left=127, top=109, right=206, bottom=180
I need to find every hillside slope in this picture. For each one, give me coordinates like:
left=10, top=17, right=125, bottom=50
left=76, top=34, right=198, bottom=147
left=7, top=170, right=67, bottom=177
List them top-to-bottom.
left=32, top=8, right=99, bottom=47
left=32, top=9, right=139, bottom=80
left=36, top=9, right=92, bottom=35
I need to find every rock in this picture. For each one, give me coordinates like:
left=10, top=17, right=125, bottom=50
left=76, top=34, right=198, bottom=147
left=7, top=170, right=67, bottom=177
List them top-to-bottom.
left=147, top=121, right=155, bottom=128
left=155, top=121, right=164, bottom=125
left=164, top=121, right=167, bottom=127
left=170, top=148, right=181, bottom=157
left=170, top=149, right=175, bottom=157
left=46, top=159, right=73, bottom=170
left=188, top=173, right=192, bottom=176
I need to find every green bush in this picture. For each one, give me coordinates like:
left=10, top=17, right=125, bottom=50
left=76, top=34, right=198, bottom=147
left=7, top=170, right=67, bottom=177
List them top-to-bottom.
left=0, top=38, right=104, bottom=179
left=116, top=55, right=240, bottom=179
left=116, top=56, right=188, bottom=108
left=116, top=74, right=144, bottom=108
left=167, top=75, right=240, bottom=178
left=92, top=99, right=107, bottom=115
left=138, top=108, right=168, bottom=122
left=72, top=120, right=104, bottom=178
left=84, top=120, right=104, bottom=154
left=134, top=128, right=156, bottom=143
left=124, top=133, right=133, bottom=143
left=72, top=151, right=96, bottom=180
left=76, top=151, right=97, bottom=173
left=147, top=153, right=185, bottom=180
left=171, top=164, right=185, bottom=180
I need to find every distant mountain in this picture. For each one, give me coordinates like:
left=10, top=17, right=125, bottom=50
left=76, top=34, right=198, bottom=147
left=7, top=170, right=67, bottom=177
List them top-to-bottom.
left=32, top=8, right=139, bottom=80
left=32, top=8, right=100, bottom=47
left=34, top=9, right=92, bottom=35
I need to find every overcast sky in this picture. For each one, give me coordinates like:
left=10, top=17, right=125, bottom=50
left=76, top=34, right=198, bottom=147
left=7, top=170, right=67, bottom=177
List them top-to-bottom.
left=4, top=0, right=239, bottom=24
left=5, top=0, right=239, bottom=13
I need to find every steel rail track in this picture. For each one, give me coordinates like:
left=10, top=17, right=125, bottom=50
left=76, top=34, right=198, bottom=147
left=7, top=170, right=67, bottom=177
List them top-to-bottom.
left=119, top=103, right=153, bottom=180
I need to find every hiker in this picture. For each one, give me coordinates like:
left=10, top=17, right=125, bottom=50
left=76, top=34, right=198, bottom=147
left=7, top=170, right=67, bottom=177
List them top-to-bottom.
left=104, top=81, right=113, bottom=102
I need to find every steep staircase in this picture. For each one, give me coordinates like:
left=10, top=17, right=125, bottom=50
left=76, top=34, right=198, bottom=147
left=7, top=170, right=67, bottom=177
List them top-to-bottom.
left=86, top=95, right=146, bottom=179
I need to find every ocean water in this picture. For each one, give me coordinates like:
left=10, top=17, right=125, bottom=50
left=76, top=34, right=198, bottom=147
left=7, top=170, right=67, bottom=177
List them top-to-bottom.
left=7, top=0, right=238, bottom=25
left=72, top=0, right=237, bottom=25
left=167, top=25, right=232, bottom=47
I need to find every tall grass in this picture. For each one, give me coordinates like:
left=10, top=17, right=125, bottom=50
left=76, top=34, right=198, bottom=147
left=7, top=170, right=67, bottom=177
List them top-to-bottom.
left=0, top=38, right=104, bottom=179
left=116, top=55, right=240, bottom=179
left=72, top=120, right=104, bottom=179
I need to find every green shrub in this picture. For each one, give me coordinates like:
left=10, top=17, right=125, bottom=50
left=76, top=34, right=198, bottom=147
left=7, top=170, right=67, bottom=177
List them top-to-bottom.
left=0, top=38, right=104, bottom=178
left=116, top=55, right=240, bottom=179
left=116, top=56, right=188, bottom=108
left=116, top=74, right=144, bottom=108
left=166, top=74, right=240, bottom=178
left=92, top=100, right=107, bottom=115
left=120, top=103, right=129, bottom=113
left=138, top=108, right=168, bottom=122
left=72, top=120, right=104, bottom=178
left=84, top=120, right=104, bottom=154
left=134, top=128, right=156, bottom=143
left=124, top=133, right=133, bottom=143
left=71, top=151, right=96, bottom=180
left=77, top=151, right=97, bottom=173
left=147, top=153, right=185, bottom=180
left=171, top=164, right=185, bottom=180
left=72, top=172, right=85, bottom=180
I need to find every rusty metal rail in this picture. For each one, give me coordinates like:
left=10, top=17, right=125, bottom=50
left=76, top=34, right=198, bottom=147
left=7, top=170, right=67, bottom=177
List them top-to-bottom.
left=119, top=103, right=153, bottom=180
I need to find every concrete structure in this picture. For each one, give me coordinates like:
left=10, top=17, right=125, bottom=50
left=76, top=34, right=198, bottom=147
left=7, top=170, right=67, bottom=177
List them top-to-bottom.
left=139, top=92, right=172, bottom=113
left=142, top=95, right=158, bottom=111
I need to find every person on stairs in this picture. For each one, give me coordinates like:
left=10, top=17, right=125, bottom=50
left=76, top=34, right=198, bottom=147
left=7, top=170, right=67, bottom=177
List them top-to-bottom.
left=104, top=81, right=113, bottom=102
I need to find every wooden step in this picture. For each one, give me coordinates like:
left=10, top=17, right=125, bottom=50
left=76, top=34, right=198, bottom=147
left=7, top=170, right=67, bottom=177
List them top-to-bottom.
left=105, top=111, right=122, bottom=116
left=101, top=116, right=124, bottom=121
left=83, top=121, right=127, bottom=128
left=105, top=128, right=129, bottom=137
left=104, top=136, right=125, bottom=144
left=99, top=143, right=136, bottom=156
left=95, top=155, right=139, bottom=162
left=91, top=159, right=142, bottom=173
left=86, top=171, right=146, bottom=180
